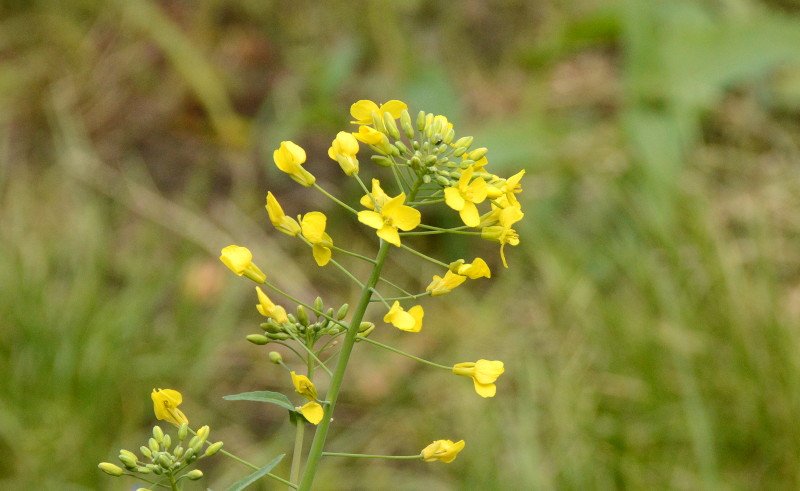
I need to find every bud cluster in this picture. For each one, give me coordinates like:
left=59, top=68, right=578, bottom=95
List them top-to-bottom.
left=249, top=297, right=374, bottom=346
left=99, top=424, right=221, bottom=484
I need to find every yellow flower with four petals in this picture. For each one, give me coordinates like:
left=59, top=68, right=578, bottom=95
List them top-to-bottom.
left=452, top=359, right=505, bottom=398
left=151, top=388, right=189, bottom=427
left=421, top=439, right=465, bottom=463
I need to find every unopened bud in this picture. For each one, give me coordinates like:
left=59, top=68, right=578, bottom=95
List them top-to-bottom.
left=401, top=109, right=414, bottom=139
left=416, top=110, right=426, bottom=131
left=371, top=111, right=387, bottom=133
left=383, top=112, right=400, bottom=140
left=443, top=128, right=455, bottom=144
left=453, top=136, right=473, bottom=149
left=395, top=141, right=409, bottom=154
left=453, top=146, right=467, bottom=157
left=468, top=147, right=488, bottom=161
left=371, top=155, right=393, bottom=167
left=313, top=296, right=324, bottom=313
left=336, top=304, right=349, bottom=320
left=297, top=305, right=309, bottom=326
left=261, top=321, right=282, bottom=333
left=359, top=321, right=375, bottom=332
left=356, top=324, right=375, bottom=340
left=266, top=332, right=290, bottom=340
left=247, top=334, right=270, bottom=345
left=269, top=351, right=283, bottom=364
left=178, top=423, right=188, bottom=441
left=196, top=425, right=210, bottom=441
left=152, top=426, right=164, bottom=443
left=162, top=434, right=171, bottom=450
left=148, top=438, right=159, bottom=453
left=205, top=441, right=224, bottom=457
left=140, top=446, right=152, bottom=459
left=173, top=446, right=183, bottom=458
left=118, top=450, right=137, bottom=468
left=158, top=454, right=172, bottom=469
left=98, top=462, right=124, bottom=476
left=137, top=466, right=152, bottom=474
left=186, top=469, right=204, bottom=480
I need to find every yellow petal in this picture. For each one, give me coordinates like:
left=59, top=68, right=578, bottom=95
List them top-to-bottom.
left=350, top=100, right=380, bottom=124
left=379, top=100, right=408, bottom=118
left=444, top=187, right=466, bottom=211
left=459, top=202, right=481, bottom=228
left=390, top=205, right=422, bottom=232
left=357, top=210, right=385, bottom=230
left=301, top=212, right=327, bottom=243
left=376, top=225, right=401, bottom=247
left=312, top=244, right=331, bottom=266
left=290, top=371, right=318, bottom=400
left=299, top=401, right=324, bottom=425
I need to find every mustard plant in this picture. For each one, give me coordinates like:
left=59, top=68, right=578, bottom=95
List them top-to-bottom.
left=99, top=99, right=524, bottom=490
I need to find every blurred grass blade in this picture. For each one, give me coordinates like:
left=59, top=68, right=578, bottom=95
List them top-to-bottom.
left=225, top=454, right=285, bottom=491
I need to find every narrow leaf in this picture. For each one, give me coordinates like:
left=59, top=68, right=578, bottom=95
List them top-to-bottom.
left=223, top=391, right=294, bottom=411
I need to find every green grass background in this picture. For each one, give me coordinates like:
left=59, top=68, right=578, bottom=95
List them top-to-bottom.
left=4, top=0, right=800, bottom=489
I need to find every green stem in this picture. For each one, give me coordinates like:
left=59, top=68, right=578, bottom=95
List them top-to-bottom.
left=313, top=183, right=358, bottom=214
left=297, top=240, right=392, bottom=490
left=399, top=244, right=449, bottom=268
left=285, top=330, right=333, bottom=377
left=356, top=335, right=452, bottom=369
left=290, top=419, right=305, bottom=486
left=217, top=447, right=296, bottom=488
left=321, top=452, right=422, bottom=459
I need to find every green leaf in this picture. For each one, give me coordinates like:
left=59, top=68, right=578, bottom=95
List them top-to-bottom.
left=223, top=391, right=294, bottom=411
left=225, top=454, right=285, bottom=491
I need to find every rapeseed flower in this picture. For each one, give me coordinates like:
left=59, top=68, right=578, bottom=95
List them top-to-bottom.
left=350, top=99, right=407, bottom=125
left=328, top=131, right=360, bottom=175
left=273, top=141, right=315, bottom=187
left=444, top=165, right=488, bottom=227
left=358, top=190, right=421, bottom=247
left=266, top=192, right=301, bottom=236
left=300, top=212, right=333, bottom=266
left=220, top=245, right=266, bottom=283
left=452, top=257, right=491, bottom=279
left=426, top=271, right=467, bottom=296
left=255, top=287, right=289, bottom=324
left=384, top=301, right=424, bottom=332
left=452, top=360, right=505, bottom=398
left=290, top=371, right=318, bottom=400
left=151, top=388, right=189, bottom=427
left=421, top=439, right=465, bottom=463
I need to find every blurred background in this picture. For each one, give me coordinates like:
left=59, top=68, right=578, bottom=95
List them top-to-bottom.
left=4, top=0, right=800, bottom=489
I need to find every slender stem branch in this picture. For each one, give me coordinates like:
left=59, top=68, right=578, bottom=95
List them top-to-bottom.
left=313, top=183, right=358, bottom=214
left=298, top=240, right=392, bottom=490
left=399, top=244, right=449, bottom=268
left=330, top=245, right=376, bottom=264
left=371, top=292, right=431, bottom=302
left=285, top=330, right=333, bottom=377
left=356, top=335, right=453, bottom=370
left=290, top=420, right=305, bottom=487
left=321, top=452, right=422, bottom=459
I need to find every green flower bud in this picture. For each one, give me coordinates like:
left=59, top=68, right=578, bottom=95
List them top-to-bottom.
left=401, top=109, right=414, bottom=139
left=416, top=110, right=426, bottom=131
left=371, top=111, right=387, bottom=133
left=383, top=112, right=400, bottom=140
left=443, top=128, right=455, bottom=144
left=453, top=135, right=473, bottom=148
left=412, top=140, right=421, bottom=151
left=395, top=141, right=409, bottom=154
left=453, top=146, right=467, bottom=157
left=468, top=147, right=488, bottom=161
left=370, top=155, right=393, bottom=167
left=424, top=155, right=438, bottom=166
left=409, top=156, right=422, bottom=168
left=460, top=159, right=475, bottom=169
left=422, top=174, right=432, bottom=183
left=436, top=175, right=451, bottom=187
left=313, top=296, right=324, bottom=313
left=336, top=304, right=349, bottom=320
left=296, top=305, right=309, bottom=326
left=326, top=306, right=335, bottom=319
left=287, top=313, right=297, bottom=323
left=261, top=321, right=282, bottom=333
left=359, top=321, right=374, bottom=332
left=356, top=324, right=375, bottom=340
left=266, top=332, right=291, bottom=340
left=247, top=334, right=270, bottom=345
left=269, top=351, right=283, bottom=364
left=178, top=423, right=188, bottom=442
left=196, top=425, right=210, bottom=441
left=152, top=426, right=164, bottom=443
left=162, top=434, right=171, bottom=451
left=189, top=436, right=203, bottom=453
left=148, top=438, right=159, bottom=453
left=205, top=441, right=224, bottom=457
left=173, top=445, right=184, bottom=458
left=139, top=446, right=152, bottom=459
left=183, top=447, right=195, bottom=462
left=118, top=450, right=137, bottom=468
left=157, top=454, right=172, bottom=469
left=98, top=462, right=124, bottom=477
left=136, top=466, right=152, bottom=473
left=186, top=469, right=204, bottom=480
left=135, top=488, right=153, bottom=491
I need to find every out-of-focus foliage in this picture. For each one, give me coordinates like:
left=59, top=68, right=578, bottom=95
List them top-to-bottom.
left=4, top=0, right=800, bottom=489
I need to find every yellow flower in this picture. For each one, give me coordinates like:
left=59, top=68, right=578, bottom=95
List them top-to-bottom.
left=350, top=99, right=407, bottom=125
left=352, top=125, right=387, bottom=145
left=328, top=131, right=360, bottom=176
left=273, top=141, right=315, bottom=187
left=444, top=165, right=488, bottom=227
left=487, top=169, right=525, bottom=205
left=359, top=179, right=391, bottom=210
left=357, top=191, right=421, bottom=247
left=265, top=192, right=301, bottom=236
left=480, top=204, right=523, bottom=268
left=300, top=212, right=333, bottom=266
left=220, top=245, right=266, bottom=283
left=452, top=257, right=491, bottom=279
left=426, top=271, right=467, bottom=296
left=255, top=287, right=289, bottom=324
left=383, top=301, right=424, bottom=332
left=452, top=360, right=505, bottom=398
left=290, top=371, right=318, bottom=400
left=151, top=388, right=189, bottom=427
left=297, top=401, right=324, bottom=425
left=421, top=439, right=465, bottom=463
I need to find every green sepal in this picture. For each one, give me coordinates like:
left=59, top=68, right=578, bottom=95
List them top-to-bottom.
left=223, top=391, right=293, bottom=411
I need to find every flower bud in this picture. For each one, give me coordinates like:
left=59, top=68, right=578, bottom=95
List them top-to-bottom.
left=401, top=109, right=414, bottom=139
left=370, top=110, right=387, bottom=133
left=416, top=110, right=427, bottom=131
left=383, top=112, right=400, bottom=140
left=443, top=128, right=455, bottom=144
left=453, top=136, right=473, bottom=149
left=453, top=146, right=467, bottom=157
left=468, top=147, right=488, bottom=161
left=371, top=155, right=393, bottom=167
left=314, top=296, right=324, bottom=313
left=336, top=304, right=349, bottom=320
left=296, top=305, right=310, bottom=326
left=261, top=321, right=282, bottom=333
left=359, top=321, right=374, bottom=332
left=356, top=324, right=375, bottom=340
left=266, top=332, right=291, bottom=340
left=247, top=334, right=270, bottom=345
left=269, top=351, right=283, bottom=364
left=178, top=423, right=188, bottom=441
left=196, top=425, right=210, bottom=441
left=152, top=426, right=164, bottom=443
left=162, top=434, right=171, bottom=450
left=148, top=438, right=160, bottom=453
left=205, top=441, right=224, bottom=457
left=174, top=445, right=184, bottom=458
left=140, top=446, right=152, bottom=459
left=183, top=447, right=195, bottom=462
left=118, top=450, right=138, bottom=468
left=157, top=454, right=172, bottom=469
left=99, top=462, right=124, bottom=476
left=137, top=466, right=152, bottom=473
left=186, top=469, right=204, bottom=480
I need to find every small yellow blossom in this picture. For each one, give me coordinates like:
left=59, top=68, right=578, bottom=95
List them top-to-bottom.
left=350, top=99, right=407, bottom=125
left=352, top=125, right=387, bottom=145
left=328, top=131, right=360, bottom=175
left=273, top=141, right=315, bottom=187
left=444, top=165, right=488, bottom=227
left=487, top=169, right=525, bottom=205
left=359, top=178, right=391, bottom=210
left=358, top=191, right=421, bottom=247
left=265, top=192, right=301, bottom=236
left=480, top=204, right=523, bottom=268
left=300, top=212, right=333, bottom=266
left=220, top=245, right=266, bottom=283
left=452, top=257, right=491, bottom=279
left=426, top=271, right=467, bottom=296
left=255, top=287, right=288, bottom=324
left=383, top=301, right=424, bottom=332
left=452, top=360, right=505, bottom=398
left=291, top=371, right=318, bottom=400
left=151, top=388, right=189, bottom=427
left=297, top=401, right=324, bottom=425
left=421, top=439, right=465, bottom=463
